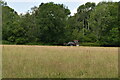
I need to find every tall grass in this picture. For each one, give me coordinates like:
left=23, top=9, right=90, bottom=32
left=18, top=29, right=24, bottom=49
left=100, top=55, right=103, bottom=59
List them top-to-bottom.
left=2, top=45, right=118, bottom=78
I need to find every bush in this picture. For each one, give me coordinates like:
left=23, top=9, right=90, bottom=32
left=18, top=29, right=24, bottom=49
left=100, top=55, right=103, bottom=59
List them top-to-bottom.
left=15, top=38, right=27, bottom=44
left=2, top=40, right=14, bottom=44
left=25, top=42, right=44, bottom=45
left=80, top=42, right=100, bottom=46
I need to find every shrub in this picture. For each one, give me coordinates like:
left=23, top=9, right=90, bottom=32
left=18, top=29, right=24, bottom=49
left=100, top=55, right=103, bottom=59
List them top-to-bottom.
left=15, top=38, right=27, bottom=44
left=2, top=40, right=13, bottom=44
left=80, top=42, right=100, bottom=46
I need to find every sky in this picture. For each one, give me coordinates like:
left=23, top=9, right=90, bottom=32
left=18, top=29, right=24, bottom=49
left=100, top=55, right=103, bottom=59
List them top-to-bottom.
left=4, top=0, right=119, bottom=15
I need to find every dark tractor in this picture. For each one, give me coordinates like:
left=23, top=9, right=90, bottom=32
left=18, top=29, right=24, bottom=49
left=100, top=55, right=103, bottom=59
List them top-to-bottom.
left=64, top=40, right=79, bottom=46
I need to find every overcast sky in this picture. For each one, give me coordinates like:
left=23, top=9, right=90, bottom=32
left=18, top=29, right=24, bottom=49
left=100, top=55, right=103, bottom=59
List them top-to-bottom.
left=4, top=0, right=119, bottom=15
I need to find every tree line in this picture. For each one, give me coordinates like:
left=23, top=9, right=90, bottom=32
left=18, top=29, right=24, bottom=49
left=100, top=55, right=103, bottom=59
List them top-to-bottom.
left=1, top=1, right=120, bottom=46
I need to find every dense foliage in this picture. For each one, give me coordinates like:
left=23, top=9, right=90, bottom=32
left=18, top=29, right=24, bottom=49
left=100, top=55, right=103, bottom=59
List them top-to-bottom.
left=1, top=1, right=119, bottom=46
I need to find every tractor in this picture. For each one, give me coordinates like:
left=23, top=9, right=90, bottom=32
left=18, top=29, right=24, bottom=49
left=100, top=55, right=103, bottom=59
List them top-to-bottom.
left=64, top=40, right=79, bottom=46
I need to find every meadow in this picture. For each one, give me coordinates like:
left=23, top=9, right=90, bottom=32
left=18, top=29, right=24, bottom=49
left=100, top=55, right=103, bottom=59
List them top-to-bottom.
left=2, top=45, right=118, bottom=78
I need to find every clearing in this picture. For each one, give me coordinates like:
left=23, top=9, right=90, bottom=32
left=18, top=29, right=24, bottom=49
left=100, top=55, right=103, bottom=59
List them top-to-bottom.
left=2, top=45, right=118, bottom=78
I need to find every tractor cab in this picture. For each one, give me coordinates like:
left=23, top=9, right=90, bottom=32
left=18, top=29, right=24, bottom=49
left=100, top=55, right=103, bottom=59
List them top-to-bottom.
left=64, top=40, right=79, bottom=46
left=73, top=40, right=79, bottom=46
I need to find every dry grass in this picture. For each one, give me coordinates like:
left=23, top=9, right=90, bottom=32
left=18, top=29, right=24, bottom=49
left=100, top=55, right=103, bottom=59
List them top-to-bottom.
left=2, top=45, right=118, bottom=78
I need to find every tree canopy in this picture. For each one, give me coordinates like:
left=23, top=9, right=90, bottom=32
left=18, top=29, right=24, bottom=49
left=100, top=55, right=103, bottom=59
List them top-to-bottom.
left=2, top=1, right=119, bottom=46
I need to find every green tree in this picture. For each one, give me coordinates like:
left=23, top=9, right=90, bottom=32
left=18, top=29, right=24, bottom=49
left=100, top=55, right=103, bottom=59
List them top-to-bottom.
left=2, top=1, right=28, bottom=44
left=35, top=2, right=70, bottom=44
left=67, top=2, right=96, bottom=43
left=89, top=2, right=119, bottom=46
left=2, top=4, right=19, bottom=41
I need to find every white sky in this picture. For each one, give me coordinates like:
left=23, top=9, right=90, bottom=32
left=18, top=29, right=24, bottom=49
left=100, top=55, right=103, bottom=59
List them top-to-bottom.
left=4, top=0, right=119, bottom=15
left=4, top=0, right=119, bottom=2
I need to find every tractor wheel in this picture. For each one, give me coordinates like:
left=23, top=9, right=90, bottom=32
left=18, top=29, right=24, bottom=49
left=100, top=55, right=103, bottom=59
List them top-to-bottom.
left=70, top=44, right=74, bottom=46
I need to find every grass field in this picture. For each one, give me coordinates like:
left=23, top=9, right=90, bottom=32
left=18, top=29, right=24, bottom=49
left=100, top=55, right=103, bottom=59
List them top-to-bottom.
left=2, top=45, right=118, bottom=78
